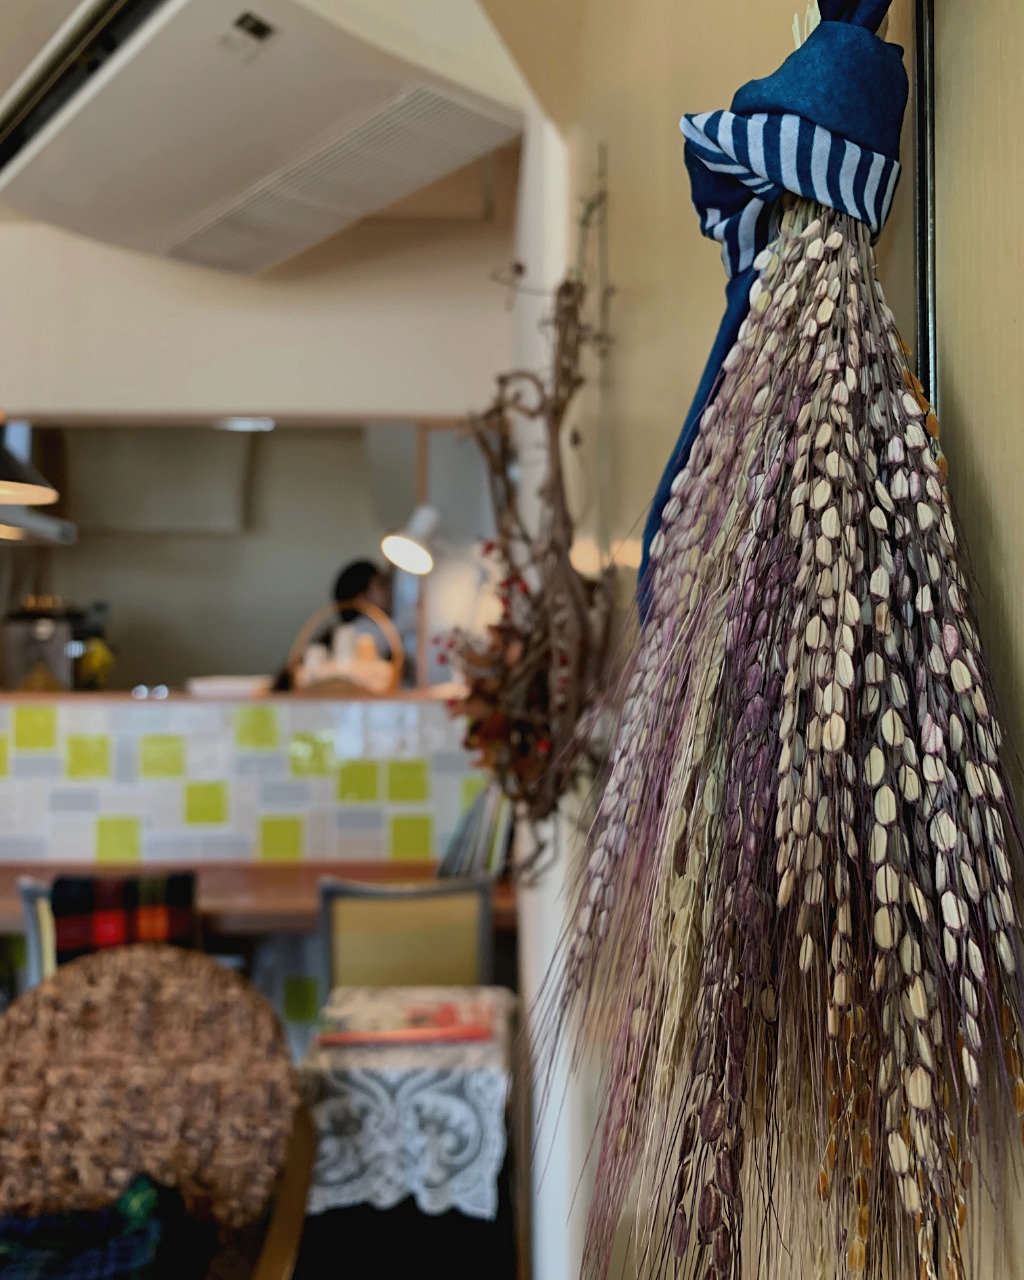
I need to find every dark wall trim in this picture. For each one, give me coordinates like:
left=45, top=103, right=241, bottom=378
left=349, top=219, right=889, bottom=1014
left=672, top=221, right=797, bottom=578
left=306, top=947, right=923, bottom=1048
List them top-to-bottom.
left=914, top=0, right=938, bottom=411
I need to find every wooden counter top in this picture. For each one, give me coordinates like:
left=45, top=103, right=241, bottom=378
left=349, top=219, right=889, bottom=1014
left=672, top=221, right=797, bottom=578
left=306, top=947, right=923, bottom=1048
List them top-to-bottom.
left=0, top=863, right=516, bottom=937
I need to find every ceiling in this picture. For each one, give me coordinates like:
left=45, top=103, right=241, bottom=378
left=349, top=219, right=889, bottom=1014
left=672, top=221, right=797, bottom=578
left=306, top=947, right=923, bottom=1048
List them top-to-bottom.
left=0, top=0, right=92, bottom=114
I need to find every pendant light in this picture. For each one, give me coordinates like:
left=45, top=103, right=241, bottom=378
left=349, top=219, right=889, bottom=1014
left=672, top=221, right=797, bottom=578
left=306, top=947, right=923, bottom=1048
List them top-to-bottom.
left=0, top=418, right=58, bottom=506
left=381, top=505, right=439, bottom=576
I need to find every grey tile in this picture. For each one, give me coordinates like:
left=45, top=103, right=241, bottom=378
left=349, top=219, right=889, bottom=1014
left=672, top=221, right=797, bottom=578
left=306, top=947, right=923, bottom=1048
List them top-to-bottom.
left=114, top=737, right=137, bottom=784
left=431, top=750, right=474, bottom=775
left=235, top=753, right=286, bottom=778
left=12, top=756, right=63, bottom=780
left=260, top=780, right=310, bottom=809
left=49, top=788, right=100, bottom=815
left=335, top=808, right=384, bottom=834
left=200, top=833, right=254, bottom=860
left=143, top=834, right=201, bottom=862
left=0, top=835, right=48, bottom=859
left=333, top=837, right=385, bottom=860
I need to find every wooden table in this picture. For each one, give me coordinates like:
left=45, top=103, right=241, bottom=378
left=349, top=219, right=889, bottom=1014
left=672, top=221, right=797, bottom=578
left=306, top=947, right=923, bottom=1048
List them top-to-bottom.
left=0, top=863, right=517, bottom=937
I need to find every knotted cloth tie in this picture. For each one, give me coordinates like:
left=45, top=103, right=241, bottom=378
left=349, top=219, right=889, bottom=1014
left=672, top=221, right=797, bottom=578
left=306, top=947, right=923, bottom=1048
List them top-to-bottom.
left=638, top=0, right=908, bottom=612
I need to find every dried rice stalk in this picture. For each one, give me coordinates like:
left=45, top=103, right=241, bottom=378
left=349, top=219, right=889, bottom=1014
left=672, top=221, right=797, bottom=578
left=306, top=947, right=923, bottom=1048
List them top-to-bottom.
left=544, top=196, right=1024, bottom=1280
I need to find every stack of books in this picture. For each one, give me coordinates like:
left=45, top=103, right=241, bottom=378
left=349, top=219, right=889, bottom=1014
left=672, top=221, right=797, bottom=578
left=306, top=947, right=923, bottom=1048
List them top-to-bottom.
left=438, top=782, right=513, bottom=880
left=316, top=993, right=496, bottom=1047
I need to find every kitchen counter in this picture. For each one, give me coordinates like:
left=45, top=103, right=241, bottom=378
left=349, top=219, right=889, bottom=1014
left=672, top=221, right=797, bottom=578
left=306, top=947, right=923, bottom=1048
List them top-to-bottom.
left=0, top=694, right=485, bottom=867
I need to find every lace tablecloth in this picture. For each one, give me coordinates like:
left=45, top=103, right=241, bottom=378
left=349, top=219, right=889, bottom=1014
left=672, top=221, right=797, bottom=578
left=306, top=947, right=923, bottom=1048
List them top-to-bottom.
left=301, top=987, right=516, bottom=1221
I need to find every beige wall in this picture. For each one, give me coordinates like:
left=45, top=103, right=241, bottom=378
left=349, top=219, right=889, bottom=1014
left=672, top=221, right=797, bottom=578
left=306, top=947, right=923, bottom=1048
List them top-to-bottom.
left=302, top=0, right=528, bottom=111
left=484, top=0, right=915, bottom=568
left=935, top=0, right=1024, bottom=794
left=935, top=8, right=1024, bottom=1260
left=0, top=214, right=514, bottom=419
left=49, top=428, right=384, bottom=689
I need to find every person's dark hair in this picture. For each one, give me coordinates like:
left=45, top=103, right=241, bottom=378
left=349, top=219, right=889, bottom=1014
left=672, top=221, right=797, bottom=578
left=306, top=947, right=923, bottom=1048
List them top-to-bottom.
left=333, top=560, right=379, bottom=603
left=333, top=560, right=382, bottom=623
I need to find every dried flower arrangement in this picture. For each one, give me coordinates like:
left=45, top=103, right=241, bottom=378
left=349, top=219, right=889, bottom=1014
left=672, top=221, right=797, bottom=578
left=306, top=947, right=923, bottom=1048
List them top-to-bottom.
left=541, top=8, right=1024, bottom=1280
left=446, top=196, right=614, bottom=843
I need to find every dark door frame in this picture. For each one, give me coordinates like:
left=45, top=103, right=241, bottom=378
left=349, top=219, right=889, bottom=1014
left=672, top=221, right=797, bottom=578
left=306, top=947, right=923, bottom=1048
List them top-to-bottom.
left=915, top=0, right=938, bottom=410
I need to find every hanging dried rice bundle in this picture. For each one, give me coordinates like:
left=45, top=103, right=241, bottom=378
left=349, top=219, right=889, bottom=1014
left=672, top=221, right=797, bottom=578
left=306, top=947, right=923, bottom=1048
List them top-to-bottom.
left=544, top=7, right=1024, bottom=1280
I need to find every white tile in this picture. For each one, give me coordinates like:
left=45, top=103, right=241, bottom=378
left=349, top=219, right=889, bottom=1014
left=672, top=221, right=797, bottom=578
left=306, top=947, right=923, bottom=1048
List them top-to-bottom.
left=366, top=703, right=401, bottom=730
left=61, top=704, right=112, bottom=735
left=333, top=705, right=365, bottom=758
left=188, top=735, right=232, bottom=779
left=7, top=782, right=48, bottom=833
left=142, top=783, right=186, bottom=831
left=99, top=785, right=151, bottom=816
left=306, top=810, right=337, bottom=859
left=49, top=818, right=96, bottom=862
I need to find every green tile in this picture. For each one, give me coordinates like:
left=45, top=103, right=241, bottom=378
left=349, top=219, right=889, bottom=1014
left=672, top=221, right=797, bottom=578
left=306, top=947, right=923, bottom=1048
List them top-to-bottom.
left=235, top=705, right=279, bottom=752
left=13, top=706, right=57, bottom=752
left=290, top=732, right=333, bottom=778
left=140, top=734, right=186, bottom=779
left=0, top=735, right=8, bottom=778
left=66, top=735, right=111, bottom=780
left=337, top=760, right=379, bottom=803
left=386, top=760, right=430, bottom=804
left=461, top=774, right=489, bottom=812
left=185, top=781, right=228, bottom=825
left=389, top=814, right=433, bottom=862
left=97, top=816, right=141, bottom=864
left=260, top=816, right=303, bottom=862
left=283, top=976, right=321, bottom=1023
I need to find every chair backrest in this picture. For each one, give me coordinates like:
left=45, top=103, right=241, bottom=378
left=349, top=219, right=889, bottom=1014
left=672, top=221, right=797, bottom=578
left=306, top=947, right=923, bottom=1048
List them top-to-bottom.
left=50, top=873, right=197, bottom=965
left=19, top=874, right=199, bottom=990
left=17, top=877, right=56, bottom=990
left=319, top=877, right=493, bottom=991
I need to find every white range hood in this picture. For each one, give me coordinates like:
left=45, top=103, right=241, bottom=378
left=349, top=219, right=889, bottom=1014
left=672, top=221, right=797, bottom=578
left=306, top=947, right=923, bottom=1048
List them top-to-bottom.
left=0, top=0, right=522, bottom=274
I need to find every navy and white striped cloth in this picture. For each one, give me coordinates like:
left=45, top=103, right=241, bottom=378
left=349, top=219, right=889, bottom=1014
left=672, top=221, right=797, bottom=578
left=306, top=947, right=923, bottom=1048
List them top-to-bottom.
left=638, top=4, right=910, bottom=613
left=682, top=109, right=901, bottom=279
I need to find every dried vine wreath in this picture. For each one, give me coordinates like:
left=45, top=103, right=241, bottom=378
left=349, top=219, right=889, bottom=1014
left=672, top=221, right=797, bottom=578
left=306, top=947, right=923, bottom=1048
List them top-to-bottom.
left=446, top=195, right=614, bottom=865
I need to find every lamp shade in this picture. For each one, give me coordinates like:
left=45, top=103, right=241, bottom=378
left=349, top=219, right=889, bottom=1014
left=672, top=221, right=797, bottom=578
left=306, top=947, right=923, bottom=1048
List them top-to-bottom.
left=0, top=443, right=58, bottom=506
left=381, top=504, right=439, bottom=576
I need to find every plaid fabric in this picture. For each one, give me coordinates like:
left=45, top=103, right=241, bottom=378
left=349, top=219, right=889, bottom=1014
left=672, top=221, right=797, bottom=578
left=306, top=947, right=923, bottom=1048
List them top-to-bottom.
left=51, top=876, right=196, bottom=967
left=0, top=1178, right=162, bottom=1280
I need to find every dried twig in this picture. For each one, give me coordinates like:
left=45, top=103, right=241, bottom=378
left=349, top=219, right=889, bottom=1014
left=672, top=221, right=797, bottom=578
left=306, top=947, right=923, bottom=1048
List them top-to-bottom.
left=446, top=195, right=614, bottom=865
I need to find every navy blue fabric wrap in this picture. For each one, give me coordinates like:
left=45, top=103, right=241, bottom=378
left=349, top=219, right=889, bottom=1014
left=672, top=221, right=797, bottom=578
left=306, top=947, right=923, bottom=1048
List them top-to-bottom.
left=819, top=0, right=893, bottom=29
left=638, top=8, right=909, bottom=615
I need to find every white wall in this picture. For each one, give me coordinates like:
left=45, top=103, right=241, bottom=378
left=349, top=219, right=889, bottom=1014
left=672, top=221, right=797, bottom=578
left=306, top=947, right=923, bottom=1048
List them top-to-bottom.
left=511, top=103, right=596, bottom=1280
left=0, top=214, right=514, bottom=419
left=50, top=427, right=385, bottom=688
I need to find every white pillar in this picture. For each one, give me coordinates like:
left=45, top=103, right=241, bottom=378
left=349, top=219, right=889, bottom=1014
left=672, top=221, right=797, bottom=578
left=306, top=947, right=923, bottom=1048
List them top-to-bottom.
left=511, top=102, right=595, bottom=1280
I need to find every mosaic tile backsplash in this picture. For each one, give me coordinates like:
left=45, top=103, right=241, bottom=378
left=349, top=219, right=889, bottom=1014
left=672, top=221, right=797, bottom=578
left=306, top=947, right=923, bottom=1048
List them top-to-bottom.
left=0, top=698, right=485, bottom=863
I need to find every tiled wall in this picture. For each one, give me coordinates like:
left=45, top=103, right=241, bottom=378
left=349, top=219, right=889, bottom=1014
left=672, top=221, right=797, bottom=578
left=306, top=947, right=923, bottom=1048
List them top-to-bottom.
left=0, top=698, right=485, bottom=863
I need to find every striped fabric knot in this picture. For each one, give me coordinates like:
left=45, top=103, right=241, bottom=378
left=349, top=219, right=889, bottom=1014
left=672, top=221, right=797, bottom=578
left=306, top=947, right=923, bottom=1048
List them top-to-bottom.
left=638, top=13, right=909, bottom=608
left=682, top=108, right=901, bottom=278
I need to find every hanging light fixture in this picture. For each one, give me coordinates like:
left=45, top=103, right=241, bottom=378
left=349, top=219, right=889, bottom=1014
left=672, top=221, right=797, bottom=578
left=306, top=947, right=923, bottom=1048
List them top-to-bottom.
left=0, top=418, right=58, bottom=506
left=381, top=504, right=439, bottom=576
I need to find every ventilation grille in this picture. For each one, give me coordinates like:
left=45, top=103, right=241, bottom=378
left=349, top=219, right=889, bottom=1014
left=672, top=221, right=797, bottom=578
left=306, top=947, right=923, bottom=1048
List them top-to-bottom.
left=166, top=85, right=519, bottom=274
